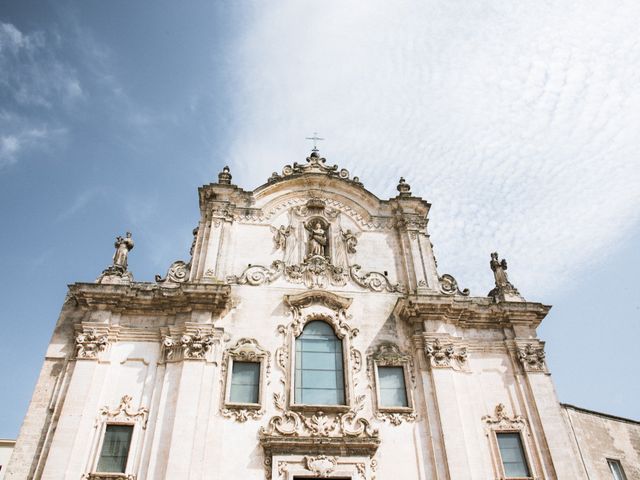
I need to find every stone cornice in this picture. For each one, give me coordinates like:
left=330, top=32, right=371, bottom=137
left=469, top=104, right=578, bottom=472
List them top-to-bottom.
left=68, top=282, right=231, bottom=315
left=393, top=294, right=551, bottom=328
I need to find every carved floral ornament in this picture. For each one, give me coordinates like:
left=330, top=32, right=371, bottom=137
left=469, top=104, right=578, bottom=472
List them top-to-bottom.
left=75, top=328, right=109, bottom=360
left=162, top=328, right=217, bottom=361
left=220, top=338, right=271, bottom=423
left=424, top=338, right=468, bottom=369
left=517, top=343, right=546, bottom=372
left=96, top=395, right=149, bottom=429
left=482, top=403, right=526, bottom=430
left=267, top=455, right=372, bottom=480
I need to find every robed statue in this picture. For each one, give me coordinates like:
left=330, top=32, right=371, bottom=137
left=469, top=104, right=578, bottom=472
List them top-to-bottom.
left=305, top=221, right=327, bottom=257
left=113, top=232, right=134, bottom=269
left=488, top=251, right=523, bottom=301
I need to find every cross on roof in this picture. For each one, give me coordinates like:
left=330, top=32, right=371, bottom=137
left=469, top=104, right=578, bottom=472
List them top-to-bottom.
left=305, top=132, right=324, bottom=152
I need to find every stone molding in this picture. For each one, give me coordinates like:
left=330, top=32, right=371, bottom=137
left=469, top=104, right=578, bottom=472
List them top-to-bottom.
left=69, top=282, right=230, bottom=315
left=394, top=295, right=550, bottom=329
left=220, top=338, right=271, bottom=422
left=424, top=338, right=468, bottom=370
left=517, top=342, right=547, bottom=372
left=265, top=454, right=374, bottom=480
left=83, top=474, right=135, bottom=480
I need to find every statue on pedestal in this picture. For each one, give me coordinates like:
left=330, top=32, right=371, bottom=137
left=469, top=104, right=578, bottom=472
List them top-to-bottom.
left=305, top=221, right=327, bottom=258
left=96, top=232, right=135, bottom=285
left=488, top=252, right=523, bottom=302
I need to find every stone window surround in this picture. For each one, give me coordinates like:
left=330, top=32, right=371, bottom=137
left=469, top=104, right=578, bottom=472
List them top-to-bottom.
left=287, top=313, right=355, bottom=413
left=222, top=338, right=270, bottom=413
left=369, top=343, right=415, bottom=416
left=84, top=395, right=148, bottom=480
left=482, top=404, right=538, bottom=480
left=492, top=430, right=534, bottom=480
left=270, top=454, right=371, bottom=480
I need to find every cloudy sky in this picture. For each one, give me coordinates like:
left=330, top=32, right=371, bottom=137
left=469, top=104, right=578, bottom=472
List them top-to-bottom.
left=1, top=0, right=639, bottom=438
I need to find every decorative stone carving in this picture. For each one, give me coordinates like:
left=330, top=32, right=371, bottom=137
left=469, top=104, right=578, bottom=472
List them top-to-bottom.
left=217, top=165, right=232, bottom=184
left=396, top=177, right=411, bottom=197
left=305, top=220, right=329, bottom=258
left=271, top=225, right=294, bottom=251
left=341, top=229, right=358, bottom=254
left=96, top=232, right=134, bottom=285
left=488, top=252, right=524, bottom=302
left=228, top=258, right=404, bottom=293
left=155, top=260, right=190, bottom=285
left=349, top=265, right=405, bottom=293
left=439, top=274, right=470, bottom=296
left=75, top=329, right=108, bottom=359
left=162, top=329, right=215, bottom=361
left=220, top=338, right=270, bottom=422
left=424, top=338, right=467, bottom=369
left=368, top=343, right=417, bottom=425
left=518, top=343, right=546, bottom=372
left=261, top=393, right=378, bottom=439
left=96, top=395, right=148, bottom=428
left=482, top=403, right=526, bottom=430
left=303, top=455, right=337, bottom=477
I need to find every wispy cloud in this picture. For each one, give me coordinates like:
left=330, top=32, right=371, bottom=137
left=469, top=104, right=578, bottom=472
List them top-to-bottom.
left=222, top=0, right=640, bottom=298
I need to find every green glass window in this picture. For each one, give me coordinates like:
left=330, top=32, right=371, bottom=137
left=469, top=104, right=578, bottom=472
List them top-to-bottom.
left=295, top=321, right=345, bottom=405
left=229, top=361, right=261, bottom=404
left=378, top=366, right=408, bottom=407
left=96, top=424, right=133, bottom=473
left=497, top=432, right=530, bottom=478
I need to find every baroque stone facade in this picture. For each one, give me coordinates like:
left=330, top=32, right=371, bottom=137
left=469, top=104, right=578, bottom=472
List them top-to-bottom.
left=6, top=151, right=639, bottom=479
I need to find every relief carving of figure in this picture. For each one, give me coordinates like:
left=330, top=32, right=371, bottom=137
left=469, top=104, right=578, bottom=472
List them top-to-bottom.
left=305, top=221, right=327, bottom=258
left=271, top=225, right=293, bottom=251
left=341, top=229, right=358, bottom=254
left=113, top=232, right=134, bottom=269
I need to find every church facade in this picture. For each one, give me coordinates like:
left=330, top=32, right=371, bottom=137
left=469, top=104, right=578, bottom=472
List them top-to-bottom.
left=6, top=151, right=639, bottom=479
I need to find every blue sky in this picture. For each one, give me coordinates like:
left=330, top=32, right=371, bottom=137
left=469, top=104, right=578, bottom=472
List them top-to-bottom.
left=1, top=0, right=639, bottom=438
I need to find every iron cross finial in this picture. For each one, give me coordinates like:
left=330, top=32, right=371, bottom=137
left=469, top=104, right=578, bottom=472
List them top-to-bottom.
left=305, top=132, right=325, bottom=152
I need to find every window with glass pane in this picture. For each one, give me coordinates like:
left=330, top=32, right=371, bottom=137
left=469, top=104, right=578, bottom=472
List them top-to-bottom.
left=295, top=320, right=345, bottom=405
left=230, top=361, right=261, bottom=404
left=378, top=366, right=408, bottom=408
left=96, top=424, right=133, bottom=473
left=497, top=432, right=530, bottom=478
left=608, top=459, right=628, bottom=480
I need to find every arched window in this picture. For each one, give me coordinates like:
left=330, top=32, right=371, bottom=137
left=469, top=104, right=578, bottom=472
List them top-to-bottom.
left=295, top=320, right=345, bottom=405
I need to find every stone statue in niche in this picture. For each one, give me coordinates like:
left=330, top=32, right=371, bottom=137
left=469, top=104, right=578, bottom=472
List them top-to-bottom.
left=305, top=220, right=328, bottom=258
left=113, top=232, right=134, bottom=269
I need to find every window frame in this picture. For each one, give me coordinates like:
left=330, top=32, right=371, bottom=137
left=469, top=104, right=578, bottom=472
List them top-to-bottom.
left=289, top=316, right=352, bottom=413
left=222, top=338, right=270, bottom=414
left=368, top=342, right=415, bottom=418
left=86, top=395, right=148, bottom=479
left=93, top=421, right=136, bottom=475
left=494, top=430, right=533, bottom=480
left=607, top=458, right=628, bottom=480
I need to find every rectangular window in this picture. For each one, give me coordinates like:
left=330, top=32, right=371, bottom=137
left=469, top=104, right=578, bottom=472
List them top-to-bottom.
left=229, top=361, right=260, bottom=404
left=378, top=366, right=408, bottom=408
left=96, top=424, right=133, bottom=473
left=497, top=432, right=530, bottom=478
left=608, top=459, right=628, bottom=480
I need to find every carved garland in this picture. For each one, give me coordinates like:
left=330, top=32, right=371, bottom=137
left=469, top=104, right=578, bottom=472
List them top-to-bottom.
left=227, top=259, right=404, bottom=293
left=220, top=338, right=271, bottom=422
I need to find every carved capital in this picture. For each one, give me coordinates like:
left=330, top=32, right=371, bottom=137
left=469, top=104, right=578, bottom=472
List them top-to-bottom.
left=75, top=328, right=109, bottom=360
left=162, top=328, right=217, bottom=361
left=424, top=338, right=467, bottom=369
left=517, top=343, right=546, bottom=372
